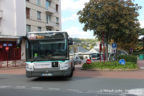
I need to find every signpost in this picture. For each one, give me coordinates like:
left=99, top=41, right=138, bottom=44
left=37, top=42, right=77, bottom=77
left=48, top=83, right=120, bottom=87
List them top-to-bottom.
left=99, top=43, right=102, bottom=62
left=111, top=43, right=117, bottom=61
left=112, top=43, right=117, bottom=53
left=5, top=46, right=9, bottom=67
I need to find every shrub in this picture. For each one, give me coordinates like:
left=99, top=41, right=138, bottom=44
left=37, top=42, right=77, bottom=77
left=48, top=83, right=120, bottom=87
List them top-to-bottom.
left=133, top=49, right=144, bottom=56
left=118, top=55, right=137, bottom=63
left=82, top=61, right=137, bottom=70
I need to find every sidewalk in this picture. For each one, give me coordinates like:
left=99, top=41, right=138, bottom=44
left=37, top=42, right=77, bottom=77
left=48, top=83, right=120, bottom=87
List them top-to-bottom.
left=0, top=60, right=25, bottom=68
left=137, top=60, right=144, bottom=69
left=0, top=67, right=25, bottom=75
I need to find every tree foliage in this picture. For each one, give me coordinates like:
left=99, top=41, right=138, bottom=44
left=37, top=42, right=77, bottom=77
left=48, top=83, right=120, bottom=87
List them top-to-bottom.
left=77, top=0, right=141, bottom=50
left=139, top=28, right=144, bottom=35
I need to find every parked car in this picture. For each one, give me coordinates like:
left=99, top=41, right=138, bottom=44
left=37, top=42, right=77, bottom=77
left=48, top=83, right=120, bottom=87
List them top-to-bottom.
left=108, top=50, right=128, bottom=61
left=89, top=53, right=101, bottom=62
left=73, top=55, right=82, bottom=65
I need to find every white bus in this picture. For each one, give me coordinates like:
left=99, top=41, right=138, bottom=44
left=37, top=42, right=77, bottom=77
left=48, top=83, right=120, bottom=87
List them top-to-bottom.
left=17, top=31, right=74, bottom=78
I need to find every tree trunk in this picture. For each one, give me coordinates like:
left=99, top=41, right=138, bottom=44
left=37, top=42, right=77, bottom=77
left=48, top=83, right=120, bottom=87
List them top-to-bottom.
left=105, top=34, right=109, bottom=61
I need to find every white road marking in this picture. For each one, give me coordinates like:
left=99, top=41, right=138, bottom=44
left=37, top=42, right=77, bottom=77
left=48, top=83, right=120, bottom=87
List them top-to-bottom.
left=0, top=85, right=11, bottom=88
left=1, top=85, right=144, bottom=95
left=15, top=86, right=26, bottom=89
left=31, top=87, right=43, bottom=90
left=48, top=88, right=61, bottom=91
left=125, top=88, right=144, bottom=96
left=67, top=89, right=83, bottom=93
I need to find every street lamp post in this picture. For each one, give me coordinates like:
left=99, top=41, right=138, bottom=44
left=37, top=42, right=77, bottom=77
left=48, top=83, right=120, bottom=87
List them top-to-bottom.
left=143, top=37, right=144, bottom=50
left=77, top=43, right=80, bottom=53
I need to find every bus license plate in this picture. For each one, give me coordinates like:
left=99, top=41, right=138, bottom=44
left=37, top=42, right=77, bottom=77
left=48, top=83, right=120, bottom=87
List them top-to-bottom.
left=35, top=63, right=52, bottom=68
left=42, top=73, right=53, bottom=76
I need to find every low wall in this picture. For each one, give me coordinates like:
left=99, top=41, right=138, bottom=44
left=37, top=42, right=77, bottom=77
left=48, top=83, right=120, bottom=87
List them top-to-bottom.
left=0, top=60, right=25, bottom=68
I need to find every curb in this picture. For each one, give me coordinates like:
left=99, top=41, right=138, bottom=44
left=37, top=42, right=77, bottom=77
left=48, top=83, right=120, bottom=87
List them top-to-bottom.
left=0, top=66, right=25, bottom=70
left=80, top=68, right=139, bottom=72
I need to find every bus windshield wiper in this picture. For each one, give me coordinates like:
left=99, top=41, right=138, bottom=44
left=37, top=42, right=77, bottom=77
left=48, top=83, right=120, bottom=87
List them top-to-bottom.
left=31, top=57, right=40, bottom=62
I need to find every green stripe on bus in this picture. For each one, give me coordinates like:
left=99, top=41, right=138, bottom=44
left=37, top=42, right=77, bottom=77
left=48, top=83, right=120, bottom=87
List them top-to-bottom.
left=26, top=60, right=69, bottom=63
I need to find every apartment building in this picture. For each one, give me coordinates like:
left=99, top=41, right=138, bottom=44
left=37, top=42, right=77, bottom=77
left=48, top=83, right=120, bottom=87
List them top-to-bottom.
left=0, top=0, right=61, bottom=61
left=26, top=0, right=61, bottom=32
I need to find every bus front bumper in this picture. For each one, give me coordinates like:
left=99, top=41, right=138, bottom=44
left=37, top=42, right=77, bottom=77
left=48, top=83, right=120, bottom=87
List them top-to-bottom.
left=26, top=68, right=72, bottom=78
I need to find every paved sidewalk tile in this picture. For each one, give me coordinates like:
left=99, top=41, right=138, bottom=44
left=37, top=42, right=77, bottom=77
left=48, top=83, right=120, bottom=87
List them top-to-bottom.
left=137, top=60, right=144, bottom=69
left=0, top=68, right=25, bottom=75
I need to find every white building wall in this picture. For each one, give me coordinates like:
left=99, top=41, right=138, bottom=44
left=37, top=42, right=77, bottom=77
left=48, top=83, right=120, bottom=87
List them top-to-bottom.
left=0, top=0, right=26, bottom=36
left=15, top=0, right=26, bottom=36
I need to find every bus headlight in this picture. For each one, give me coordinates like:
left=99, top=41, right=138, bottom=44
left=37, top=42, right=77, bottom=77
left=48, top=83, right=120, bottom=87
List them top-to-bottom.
left=59, top=61, right=70, bottom=70
left=26, top=62, right=34, bottom=71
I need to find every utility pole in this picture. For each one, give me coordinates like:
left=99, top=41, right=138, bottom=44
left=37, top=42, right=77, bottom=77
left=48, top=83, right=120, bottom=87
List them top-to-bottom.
left=143, top=37, right=144, bottom=50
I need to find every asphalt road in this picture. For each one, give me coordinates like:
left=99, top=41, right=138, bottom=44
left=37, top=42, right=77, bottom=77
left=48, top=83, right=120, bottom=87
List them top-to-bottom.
left=0, top=74, right=144, bottom=96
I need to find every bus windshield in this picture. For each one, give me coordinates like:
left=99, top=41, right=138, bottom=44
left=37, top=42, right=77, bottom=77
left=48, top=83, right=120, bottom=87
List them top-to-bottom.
left=26, top=39, right=68, bottom=61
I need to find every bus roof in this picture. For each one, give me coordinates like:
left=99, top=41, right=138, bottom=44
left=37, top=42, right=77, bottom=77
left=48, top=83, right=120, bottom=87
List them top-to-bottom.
left=27, top=31, right=67, bottom=34
left=27, top=31, right=69, bottom=40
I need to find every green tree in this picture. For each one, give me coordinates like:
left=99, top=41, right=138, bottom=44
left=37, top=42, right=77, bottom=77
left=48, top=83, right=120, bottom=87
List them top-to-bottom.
left=78, top=0, right=141, bottom=57
left=139, top=28, right=144, bottom=35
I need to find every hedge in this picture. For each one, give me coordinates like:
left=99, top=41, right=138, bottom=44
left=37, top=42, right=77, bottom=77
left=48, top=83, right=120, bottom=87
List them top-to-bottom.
left=118, top=55, right=137, bottom=63
left=82, top=61, right=137, bottom=70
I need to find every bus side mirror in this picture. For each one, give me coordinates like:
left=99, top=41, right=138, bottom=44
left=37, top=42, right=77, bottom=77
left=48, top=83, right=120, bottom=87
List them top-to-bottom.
left=68, top=38, right=73, bottom=45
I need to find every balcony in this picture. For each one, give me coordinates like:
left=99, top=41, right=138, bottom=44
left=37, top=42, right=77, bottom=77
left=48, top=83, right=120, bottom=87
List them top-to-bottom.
left=46, top=7, right=55, bottom=14
left=0, top=10, right=2, bottom=18
left=46, top=21, right=55, bottom=27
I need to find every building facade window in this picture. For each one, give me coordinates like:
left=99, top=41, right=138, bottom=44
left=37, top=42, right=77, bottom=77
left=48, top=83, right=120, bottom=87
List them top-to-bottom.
left=36, top=0, right=41, bottom=5
left=46, top=0, right=51, bottom=9
left=56, top=4, right=58, bottom=12
left=26, top=8, right=30, bottom=19
left=37, top=11, right=41, bottom=20
left=46, top=14, right=51, bottom=24
left=56, top=17, right=59, bottom=24
left=26, top=24, right=31, bottom=32
left=37, top=27, right=41, bottom=31
left=46, top=27, right=52, bottom=31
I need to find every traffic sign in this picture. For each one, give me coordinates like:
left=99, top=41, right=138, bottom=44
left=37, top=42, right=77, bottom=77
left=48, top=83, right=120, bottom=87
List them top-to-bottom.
left=3, top=43, right=7, bottom=47
left=8, top=43, right=13, bottom=47
left=112, top=43, right=117, bottom=48
left=5, top=46, right=9, bottom=51
left=86, top=59, right=92, bottom=64
left=119, top=59, right=126, bottom=65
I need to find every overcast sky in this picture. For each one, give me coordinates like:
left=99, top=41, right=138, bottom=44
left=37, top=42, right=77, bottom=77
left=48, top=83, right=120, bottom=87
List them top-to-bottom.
left=61, top=0, right=144, bottom=38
